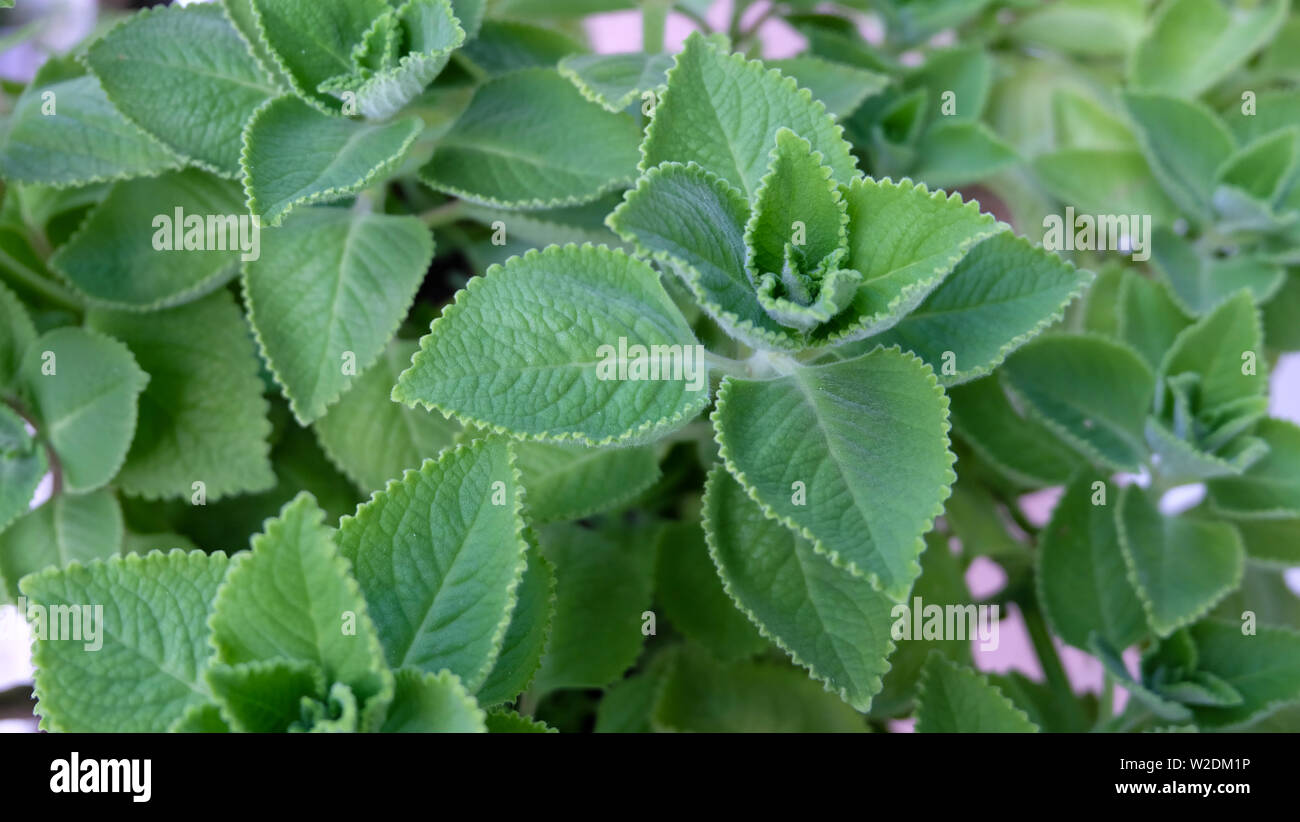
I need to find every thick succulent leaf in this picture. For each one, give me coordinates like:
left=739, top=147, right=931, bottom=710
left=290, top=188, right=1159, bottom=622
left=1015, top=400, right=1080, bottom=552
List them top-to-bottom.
left=250, top=0, right=391, bottom=111
left=1129, top=0, right=1289, bottom=98
left=85, top=3, right=277, bottom=177
left=641, top=32, right=858, bottom=200
left=559, top=51, right=674, bottom=111
left=767, top=56, right=889, bottom=119
left=420, top=68, right=640, bottom=208
left=0, top=72, right=181, bottom=187
left=1122, top=91, right=1236, bottom=218
left=242, top=96, right=422, bottom=226
left=745, top=128, right=848, bottom=282
left=1031, top=149, right=1179, bottom=225
left=607, top=161, right=802, bottom=352
left=49, top=170, right=247, bottom=310
left=817, top=177, right=1001, bottom=345
left=245, top=208, right=432, bottom=423
left=874, top=232, right=1088, bottom=385
left=394, top=244, right=708, bottom=446
left=1116, top=270, right=1192, bottom=370
left=87, top=291, right=275, bottom=501
left=1158, top=291, right=1267, bottom=413
left=18, top=327, right=148, bottom=494
left=1001, top=334, right=1155, bottom=471
left=314, top=338, right=460, bottom=492
left=713, top=347, right=956, bottom=601
left=947, top=376, right=1084, bottom=488
left=0, top=404, right=45, bottom=535
left=1208, top=419, right=1300, bottom=516
left=336, top=438, right=527, bottom=688
left=513, top=441, right=660, bottom=523
left=705, top=466, right=894, bottom=711
left=1037, top=473, right=1147, bottom=650
left=1117, top=485, right=1245, bottom=637
left=0, top=489, right=121, bottom=602
left=209, top=493, right=392, bottom=707
left=655, top=516, right=767, bottom=663
left=531, top=522, right=656, bottom=694
left=474, top=544, right=553, bottom=706
left=22, top=550, right=229, bottom=732
left=1188, top=620, right=1300, bottom=729
left=652, top=647, right=867, bottom=733
left=914, top=654, right=1039, bottom=732
left=206, top=659, right=326, bottom=733
left=380, top=668, right=487, bottom=732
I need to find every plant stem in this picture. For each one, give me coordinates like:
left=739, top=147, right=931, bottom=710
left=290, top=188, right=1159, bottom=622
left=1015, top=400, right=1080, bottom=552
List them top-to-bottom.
left=643, top=0, right=670, bottom=54
left=674, top=3, right=710, bottom=32
left=420, top=200, right=467, bottom=228
left=0, top=245, right=82, bottom=314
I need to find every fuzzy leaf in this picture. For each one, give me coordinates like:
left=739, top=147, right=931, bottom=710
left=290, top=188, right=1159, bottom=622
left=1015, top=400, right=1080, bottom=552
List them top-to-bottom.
left=251, top=0, right=391, bottom=111
left=343, top=0, right=466, bottom=120
left=1130, top=0, right=1288, bottom=98
left=86, top=3, right=277, bottom=177
left=457, top=19, right=583, bottom=77
left=641, top=33, right=858, bottom=200
left=559, top=51, right=674, bottom=111
left=768, top=56, right=889, bottom=119
left=421, top=68, right=639, bottom=209
left=1122, top=91, right=1236, bottom=217
left=242, top=97, right=422, bottom=226
left=912, top=121, right=1019, bottom=188
left=1031, top=149, right=1179, bottom=224
left=49, top=170, right=247, bottom=310
left=245, top=208, right=432, bottom=422
left=394, top=244, right=708, bottom=445
left=1116, top=271, right=1192, bottom=369
left=0, top=282, right=36, bottom=388
left=1159, top=290, right=1266, bottom=410
left=87, top=291, right=275, bottom=501
left=18, top=327, right=148, bottom=494
left=1001, top=334, right=1155, bottom=471
left=713, top=347, right=955, bottom=601
left=948, top=376, right=1084, bottom=488
left=0, top=404, right=45, bottom=536
left=1208, top=419, right=1300, bottom=516
left=337, top=438, right=527, bottom=689
left=513, top=441, right=660, bottom=523
left=705, top=466, right=894, bottom=711
left=1117, top=485, right=1244, bottom=637
left=0, top=489, right=121, bottom=602
left=474, top=544, right=553, bottom=705
left=23, top=550, right=229, bottom=732
left=1188, top=620, right=1300, bottom=728
left=915, top=654, right=1039, bottom=733
left=206, top=659, right=326, bottom=733
left=380, top=668, right=487, bottom=732
left=485, top=708, right=554, bottom=733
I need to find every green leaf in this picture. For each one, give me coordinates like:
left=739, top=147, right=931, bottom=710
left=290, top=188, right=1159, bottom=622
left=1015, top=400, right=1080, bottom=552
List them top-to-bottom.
left=222, top=0, right=293, bottom=88
left=250, top=0, right=391, bottom=112
left=341, top=0, right=467, bottom=120
left=1010, top=0, right=1144, bottom=57
left=1130, top=0, right=1288, bottom=99
left=86, top=3, right=277, bottom=178
left=457, top=19, right=583, bottom=77
left=641, top=32, right=858, bottom=200
left=904, top=45, right=991, bottom=124
left=559, top=52, right=674, bottom=111
left=768, top=56, right=889, bottom=119
left=420, top=68, right=640, bottom=209
left=0, top=73, right=181, bottom=187
left=1051, top=91, right=1137, bottom=151
left=1122, top=91, right=1236, bottom=217
left=242, top=97, right=422, bottom=226
left=912, top=121, right=1019, bottom=188
left=745, top=128, right=847, bottom=283
left=1217, top=128, right=1300, bottom=204
left=1031, top=149, right=1179, bottom=225
left=608, top=161, right=801, bottom=352
left=49, top=170, right=248, bottom=310
left=818, top=177, right=1001, bottom=345
left=245, top=208, right=432, bottom=423
left=874, top=232, right=1088, bottom=385
left=393, top=244, right=708, bottom=446
left=1116, top=270, right=1192, bottom=370
left=0, top=281, right=36, bottom=388
left=1159, top=290, right=1266, bottom=411
left=87, top=291, right=275, bottom=501
left=18, top=327, right=148, bottom=494
left=1001, top=334, right=1155, bottom=471
left=315, top=338, right=460, bottom=492
left=713, top=347, right=956, bottom=601
left=948, top=376, right=1084, bottom=488
left=0, top=404, right=46, bottom=536
left=1208, top=419, right=1300, bottom=516
left=337, top=438, right=527, bottom=688
left=514, top=441, right=660, bottom=523
left=705, top=466, right=894, bottom=711
left=1037, top=473, right=1147, bottom=650
left=1117, top=485, right=1245, bottom=637
left=0, top=489, right=121, bottom=602
left=209, top=493, right=392, bottom=709
left=656, top=515, right=767, bottom=663
left=1224, top=517, right=1300, bottom=565
left=531, top=522, right=656, bottom=693
left=474, top=544, right=553, bottom=706
left=23, top=549, right=229, bottom=732
left=1188, top=620, right=1300, bottom=729
left=1090, top=632, right=1193, bottom=721
left=652, top=647, right=867, bottom=732
left=915, top=653, right=1039, bottom=732
left=594, top=656, right=670, bottom=733
left=206, top=659, right=326, bottom=733
left=380, top=668, right=487, bottom=732
left=169, top=702, right=231, bottom=733
left=485, top=708, right=554, bottom=733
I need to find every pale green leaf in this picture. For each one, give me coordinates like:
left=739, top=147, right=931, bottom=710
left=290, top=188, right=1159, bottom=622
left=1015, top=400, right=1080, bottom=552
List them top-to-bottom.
left=251, top=0, right=391, bottom=111
left=344, top=0, right=467, bottom=120
left=1010, top=0, right=1144, bottom=57
left=1130, top=0, right=1288, bottom=98
left=457, top=19, right=583, bottom=77
left=559, top=51, right=674, bottom=111
left=768, top=56, right=889, bottom=119
left=1122, top=91, right=1236, bottom=217
left=912, top=121, right=1019, bottom=188
left=1031, top=149, right=1179, bottom=225
left=1115, top=270, right=1192, bottom=370
left=1159, top=290, right=1267, bottom=411
left=948, top=376, right=1084, bottom=488
left=0, top=404, right=45, bottom=536
left=1208, top=418, right=1300, bottom=516
left=514, top=441, right=660, bottom=523
left=0, top=489, right=121, bottom=602
left=474, top=544, right=554, bottom=706
left=1188, top=620, right=1300, bottom=729
left=915, top=653, right=1039, bottom=732
left=206, top=659, right=326, bottom=733
left=380, top=668, right=487, bottom=732
left=485, top=708, right=554, bottom=733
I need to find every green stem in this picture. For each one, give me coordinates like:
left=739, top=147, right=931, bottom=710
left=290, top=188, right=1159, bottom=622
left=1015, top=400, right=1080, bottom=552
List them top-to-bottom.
left=643, top=0, right=670, bottom=54
left=674, top=3, right=710, bottom=31
left=420, top=200, right=467, bottom=228
left=0, top=245, right=82, bottom=314
left=1023, top=603, right=1088, bottom=729
left=1095, top=676, right=1115, bottom=729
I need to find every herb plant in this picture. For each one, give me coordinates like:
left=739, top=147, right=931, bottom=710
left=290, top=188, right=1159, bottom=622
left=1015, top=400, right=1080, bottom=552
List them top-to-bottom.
left=0, top=0, right=1298, bottom=734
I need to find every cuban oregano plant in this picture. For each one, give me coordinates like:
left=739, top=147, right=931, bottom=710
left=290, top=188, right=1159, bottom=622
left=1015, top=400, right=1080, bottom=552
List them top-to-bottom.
left=0, top=0, right=1297, bottom=734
